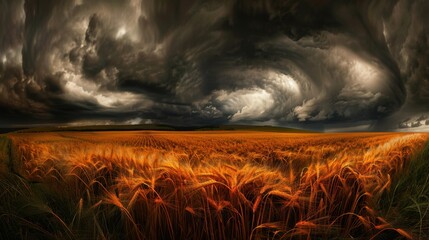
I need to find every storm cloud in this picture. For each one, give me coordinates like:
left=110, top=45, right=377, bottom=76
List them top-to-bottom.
left=1, top=0, right=428, bottom=130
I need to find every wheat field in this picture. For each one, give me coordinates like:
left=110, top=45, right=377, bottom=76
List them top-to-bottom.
left=0, top=131, right=428, bottom=239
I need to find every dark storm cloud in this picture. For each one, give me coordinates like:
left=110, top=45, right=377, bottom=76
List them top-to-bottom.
left=0, top=0, right=428, bottom=129
left=370, top=0, right=429, bottom=131
left=383, top=0, right=429, bottom=108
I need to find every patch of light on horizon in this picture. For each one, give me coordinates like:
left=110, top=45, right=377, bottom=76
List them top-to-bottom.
left=125, top=117, right=153, bottom=125
left=126, top=117, right=143, bottom=125
left=67, top=120, right=114, bottom=126
left=324, top=124, right=372, bottom=132
left=396, top=125, right=429, bottom=132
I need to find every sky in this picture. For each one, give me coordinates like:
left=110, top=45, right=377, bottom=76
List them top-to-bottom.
left=1, top=0, right=428, bottom=131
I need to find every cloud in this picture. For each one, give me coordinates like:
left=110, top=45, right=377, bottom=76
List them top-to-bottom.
left=0, top=0, right=428, bottom=130
left=383, top=0, right=429, bottom=108
left=213, top=88, right=274, bottom=122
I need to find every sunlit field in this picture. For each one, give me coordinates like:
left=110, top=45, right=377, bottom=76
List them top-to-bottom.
left=1, top=131, right=428, bottom=239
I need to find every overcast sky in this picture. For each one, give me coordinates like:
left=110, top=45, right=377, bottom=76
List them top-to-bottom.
left=1, top=0, right=428, bottom=131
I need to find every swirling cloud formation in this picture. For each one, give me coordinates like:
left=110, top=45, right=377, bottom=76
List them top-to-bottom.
left=1, top=0, right=428, bottom=130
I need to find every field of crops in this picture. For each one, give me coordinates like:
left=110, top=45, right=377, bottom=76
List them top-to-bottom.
left=0, top=131, right=428, bottom=239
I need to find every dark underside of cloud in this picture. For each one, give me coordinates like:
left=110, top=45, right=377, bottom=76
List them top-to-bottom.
left=1, top=0, right=428, bottom=130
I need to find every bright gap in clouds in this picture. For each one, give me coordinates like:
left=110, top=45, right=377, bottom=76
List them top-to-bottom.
left=116, top=26, right=127, bottom=39
left=64, top=75, right=140, bottom=108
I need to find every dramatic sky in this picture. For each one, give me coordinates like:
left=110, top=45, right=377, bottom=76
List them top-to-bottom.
left=1, top=0, right=428, bottom=131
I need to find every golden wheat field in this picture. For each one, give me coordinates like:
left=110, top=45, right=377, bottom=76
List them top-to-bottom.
left=1, top=131, right=428, bottom=240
